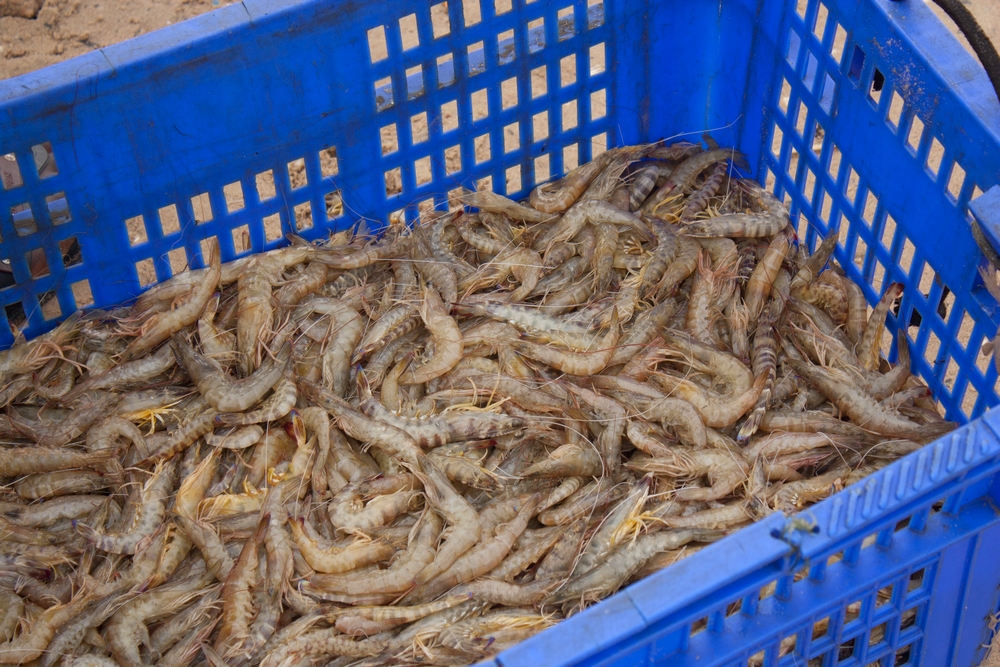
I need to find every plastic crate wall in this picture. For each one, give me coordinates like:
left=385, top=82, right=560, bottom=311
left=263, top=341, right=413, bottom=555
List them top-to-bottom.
left=3, top=0, right=1000, bottom=665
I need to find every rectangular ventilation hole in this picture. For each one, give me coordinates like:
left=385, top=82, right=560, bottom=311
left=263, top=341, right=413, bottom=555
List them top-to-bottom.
left=462, top=0, right=481, bottom=26
left=587, top=0, right=603, bottom=27
left=431, top=2, right=451, bottom=38
left=813, top=2, right=828, bottom=39
left=557, top=6, right=574, bottom=40
left=399, top=14, right=419, bottom=50
left=528, top=18, right=545, bottom=53
left=832, top=24, right=847, bottom=63
left=367, top=26, right=388, bottom=62
left=498, top=29, right=515, bottom=64
left=468, top=41, right=485, bottom=75
left=589, top=42, right=605, bottom=75
left=848, top=45, right=865, bottom=83
left=438, top=54, right=456, bottom=87
left=560, top=54, right=577, bottom=86
left=406, top=65, right=424, bottom=99
left=532, top=65, right=548, bottom=97
left=869, top=68, right=884, bottom=106
left=375, top=77, right=393, bottom=111
left=501, top=77, right=518, bottom=109
left=779, top=78, right=792, bottom=113
left=472, top=89, right=489, bottom=120
left=591, top=89, right=607, bottom=119
left=888, top=91, right=904, bottom=130
left=563, top=99, right=578, bottom=130
left=442, top=101, right=459, bottom=132
left=533, top=111, right=549, bottom=142
left=411, top=113, right=429, bottom=144
left=907, top=115, right=925, bottom=153
left=504, top=122, right=520, bottom=153
left=381, top=124, right=399, bottom=155
left=592, top=132, right=607, bottom=157
left=475, top=134, right=491, bottom=163
left=926, top=137, right=944, bottom=177
left=32, top=142, right=57, bottom=178
left=563, top=143, right=579, bottom=171
left=828, top=144, right=842, bottom=180
left=445, top=145, right=462, bottom=174
left=320, top=147, right=339, bottom=178
left=1, top=153, right=23, bottom=190
left=535, top=154, right=550, bottom=182
left=415, top=157, right=433, bottom=185
left=288, top=158, right=307, bottom=189
left=947, top=161, right=966, bottom=200
left=506, top=165, right=521, bottom=192
left=385, top=167, right=402, bottom=197
left=256, top=170, right=276, bottom=201
left=224, top=181, right=245, bottom=213
left=325, top=191, right=343, bottom=219
left=45, top=192, right=71, bottom=225
left=191, top=193, right=213, bottom=223
left=418, top=198, right=436, bottom=221
left=293, top=202, right=313, bottom=231
left=11, top=203, right=36, bottom=236
left=158, top=204, right=181, bottom=236
left=264, top=213, right=282, bottom=242
left=126, top=215, right=148, bottom=246
left=231, top=224, right=250, bottom=254
left=62, top=237, right=81, bottom=268
left=198, top=238, right=217, bottom=266
left=166, top=248, right=187, bottom=276
left=27, top=250, right=49, bottom=278
left=135, top=258, right=156, bottom=287
left=71, top=279, right=93, bottom=308
left=3, top=302, right=24, bottom=327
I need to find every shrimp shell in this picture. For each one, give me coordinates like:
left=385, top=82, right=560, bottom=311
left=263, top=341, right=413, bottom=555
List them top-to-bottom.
left=123, top=239, right=222, bottom=361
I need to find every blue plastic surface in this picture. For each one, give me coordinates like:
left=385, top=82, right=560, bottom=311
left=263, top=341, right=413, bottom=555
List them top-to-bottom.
left=4, top=0, right=1000, bottom=664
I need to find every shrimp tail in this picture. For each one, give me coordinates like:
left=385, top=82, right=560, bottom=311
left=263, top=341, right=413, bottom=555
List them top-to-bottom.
left=737, top=400, right=768, bottom=443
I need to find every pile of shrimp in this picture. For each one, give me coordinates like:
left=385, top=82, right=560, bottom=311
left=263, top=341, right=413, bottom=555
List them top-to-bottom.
left=0, top=136, right=954, bottom=667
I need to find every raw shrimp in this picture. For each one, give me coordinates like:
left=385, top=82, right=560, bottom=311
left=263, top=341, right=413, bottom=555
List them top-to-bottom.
left=643, top=146, right=743, bottom=214
left=530, top=148, right=624, bottom=212
left=680, top=161, right=729, bottom=221
left=682, top=181, right=788, bottom=238
left=464, top=188, right=556, bottom=223
left=534, top=200, right=651, bottom=256
left=122, top=238, right=221, bottom=361
left=858, top=283, right=904, bottom=372
left=399, top=284, right=464, bottom=385
left=510, top=309, right=620, bottom=376
left=172, top=334, right=290, bottom=412
left=300, top=379, right=425, bottom=466
left=629, top=449, right=748, bottom=501
left=75, top=459, right=176, bottom=554
left=412, top=459, right=482, bottom=585
left=327, top=480, right=421, bottom=534
left=410, top=494, right=541, bottom=601
left=310, top=511, right=442, bottom=596
left=215, top=513, right=269, bottom=659
left=548, top=528, right=723, bottom=605
left=105, top=577, right=208, bottom=667
left=0, top=586, right=93, bottom=664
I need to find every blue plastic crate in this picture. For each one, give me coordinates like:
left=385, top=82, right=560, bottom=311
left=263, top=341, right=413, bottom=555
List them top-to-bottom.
left=3, top=0, right=1000, bottom=664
